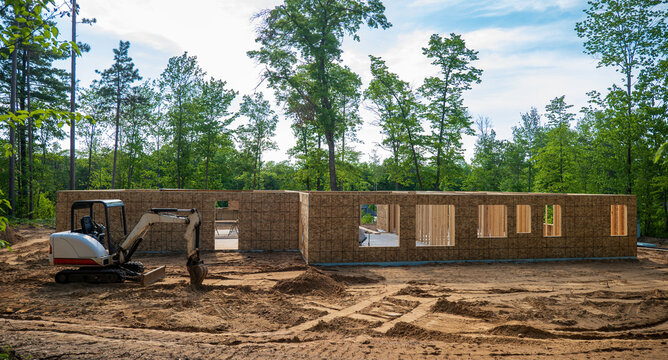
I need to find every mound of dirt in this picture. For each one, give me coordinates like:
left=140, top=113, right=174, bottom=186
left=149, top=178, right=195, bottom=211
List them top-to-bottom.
left=0, top=226, right=21, bottom=246
left=273, top=268, right=345, bottom=297
left=329, top=273, right=384, bottom=285
left=395, top=285, right=434, bottom=297
left=488, top=288, right=529, bottom=294
left=431, top=297, right=494, bottom=319
left=308, top=316, right=382, bottom=335
left=386, top=322, right=459, bottom=342
left=489, top=324, right=556, bottom=339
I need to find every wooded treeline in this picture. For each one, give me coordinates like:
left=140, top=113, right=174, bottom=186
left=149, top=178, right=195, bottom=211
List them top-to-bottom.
left=1, top=0, right=667, bottom=237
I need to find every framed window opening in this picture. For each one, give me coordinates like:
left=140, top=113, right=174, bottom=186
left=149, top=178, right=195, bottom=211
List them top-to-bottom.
left=359, top=204, right=399, bottom=247
left=543, top=204, right=562, bottom=237
left=416, top=205, right=455, bottom=246
left=477, top=205, right=507, bottom=238
left=516, top=205, right=531, bottom=233
left=610, top=205, right=628, bottom=236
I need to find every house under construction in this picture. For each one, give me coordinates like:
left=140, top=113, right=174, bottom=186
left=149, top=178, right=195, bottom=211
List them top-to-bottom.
left=56, top=190, right=636, bottom=265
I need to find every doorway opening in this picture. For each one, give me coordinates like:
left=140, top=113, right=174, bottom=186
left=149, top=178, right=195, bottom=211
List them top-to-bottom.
left=214, top=200, right=239, bottom=250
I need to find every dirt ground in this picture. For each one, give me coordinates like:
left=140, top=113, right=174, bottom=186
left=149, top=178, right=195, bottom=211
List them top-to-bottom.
left=1, top=225, right=667, bottom=359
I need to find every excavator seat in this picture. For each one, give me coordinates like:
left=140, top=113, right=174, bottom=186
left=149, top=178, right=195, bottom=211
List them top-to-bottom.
left=81, top=216, right=95, bottom=235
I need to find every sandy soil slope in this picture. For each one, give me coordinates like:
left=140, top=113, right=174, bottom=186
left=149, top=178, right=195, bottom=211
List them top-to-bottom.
left=1, top=225, right=667, bottom=359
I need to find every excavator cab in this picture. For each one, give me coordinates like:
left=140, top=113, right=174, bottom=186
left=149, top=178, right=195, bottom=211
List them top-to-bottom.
left=70, top=199, right=127, bottom=253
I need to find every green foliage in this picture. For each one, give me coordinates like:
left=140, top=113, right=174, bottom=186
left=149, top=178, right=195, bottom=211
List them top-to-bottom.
left=0, top=0, right=79, bottom=58
left=248, top=0, right=390, bottom=191
left=419, top=33, right=481, bottom=190
left=365, top=55, right=425, bottom=190
left=237, top=93, right=279, bottom=190
left=534, top=96, right=578, bottom=193
left=35, top=192, right=54, bottom=219
left=361, top=212, right=374, bottom=225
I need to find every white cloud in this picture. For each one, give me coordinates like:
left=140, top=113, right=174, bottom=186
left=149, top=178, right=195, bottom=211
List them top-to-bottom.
left=409, top=0, right=580, bottom=15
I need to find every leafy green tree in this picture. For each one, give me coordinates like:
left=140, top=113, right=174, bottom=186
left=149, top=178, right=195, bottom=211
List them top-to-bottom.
left=1, top=0, right=78, bottom=220
left=248, top=0, right=390, bottom=191
left=576, top=0, right=667, bottom=193
left=419, top=33, right=481, bottom=190
left=96, top=40, right=141, bottom=189
left=158, top=52, right=204, bottom=188
left=365, top=55, right=424, bottom=190
left=192, top=78, right=236, bottom=189
left=77, top=82, right=109, bottom=189
left=121, top=82, right=156, bottom=188
left=237, top=93, right=279, bottom=190
left=534, top=96, right=577, bottom=193
left=511, top=108, right=544, bottom=192
left=465, top=117, right=504, bottom=191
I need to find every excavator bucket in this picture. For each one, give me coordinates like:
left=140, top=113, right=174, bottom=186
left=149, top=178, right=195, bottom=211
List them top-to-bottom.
left=187, top=263, right=208, bottom=288
left=140, top=266, right=166, bottom=286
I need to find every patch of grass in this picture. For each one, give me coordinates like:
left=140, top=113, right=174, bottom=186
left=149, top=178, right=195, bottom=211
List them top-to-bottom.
left=8, top=217, right=55, bottom=229
left=0, top=345, right=28, bottom=360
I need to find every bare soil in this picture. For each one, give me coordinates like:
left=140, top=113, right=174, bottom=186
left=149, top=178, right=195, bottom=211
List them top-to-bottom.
left=1, top=225, right=667, bottom=359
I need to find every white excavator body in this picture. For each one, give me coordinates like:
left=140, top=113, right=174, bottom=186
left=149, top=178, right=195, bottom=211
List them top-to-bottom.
left=49, top=232, right=110, bottom=266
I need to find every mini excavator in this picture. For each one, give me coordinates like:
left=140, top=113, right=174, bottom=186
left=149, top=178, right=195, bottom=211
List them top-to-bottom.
left=49, top=200, right=208, bottom=287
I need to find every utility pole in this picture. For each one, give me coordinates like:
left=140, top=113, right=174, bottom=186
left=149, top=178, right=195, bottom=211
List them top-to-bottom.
left=69, top=0, right=77, bottom=190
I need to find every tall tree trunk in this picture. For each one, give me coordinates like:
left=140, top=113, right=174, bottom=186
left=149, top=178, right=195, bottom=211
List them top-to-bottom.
left=69, top=0, right=77, bottom=190
left=9, top=43, right=18, bottom=217
left=18, top=49, right=28, bottom=217
left=27, top=49, right=33, bottom=219
left=625, top=68, right=632, bottom=194
left=435, top=74, right=450, bottom=191
left=111, top=88, right=120, bottom=189
left=177, top=103, right=183, bottom=189
left=87, top=122, right=95, bottom=189
left=302, top=127, right=310, bottom=191
left=325, top=132, right=338, bottom=191
left=316, top=135, right=322, bottom=191
left=204, top=141, right=210, bottom=190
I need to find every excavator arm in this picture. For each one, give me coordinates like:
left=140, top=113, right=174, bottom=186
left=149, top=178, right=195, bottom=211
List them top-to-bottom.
left=117, top=208, right=207, bottom=287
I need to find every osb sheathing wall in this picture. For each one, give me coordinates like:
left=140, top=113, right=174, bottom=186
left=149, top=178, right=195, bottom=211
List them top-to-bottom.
left=56, top=190, right=300, bottom=252
left=300, top=192, right=637, bottom=264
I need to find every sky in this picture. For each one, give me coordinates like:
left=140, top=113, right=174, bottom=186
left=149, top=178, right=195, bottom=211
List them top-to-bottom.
left=56, top=0, right=621, bottom=163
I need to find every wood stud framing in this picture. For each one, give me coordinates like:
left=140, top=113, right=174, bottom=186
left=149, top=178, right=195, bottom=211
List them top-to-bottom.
left=610, top=204, right=627, bottom=236
left=416, top=205, right=455, bottom=246
left=478, top=205, right=507, bottom=238
left=516, top=205, right=531, bottom=233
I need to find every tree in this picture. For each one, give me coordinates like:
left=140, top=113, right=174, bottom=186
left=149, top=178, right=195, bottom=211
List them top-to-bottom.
left=1, top=0, right=79, bottom=223
left=248, top=0, right=390, bottom=191
left=575, top=0, right=667, bottom=193
left=419, top=33, right=481, bottom=190
left=97, top=40, right=141, bottom=189
left=158, top=52, right=204, bottom=189
left=365, top=55, right=424, bottom=190
left=192, top=78, right=236, bottom=189
left=77, top=82, right=109, bottom=189
left=121, top=82, right=156, bottom=188
left=237, top=93, right=279, bottom=190
left=534, top=96, right=577, bottom=193
left=511, top=108, right=544, bottom=192
left=465, top=117, right=504, bottom=191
